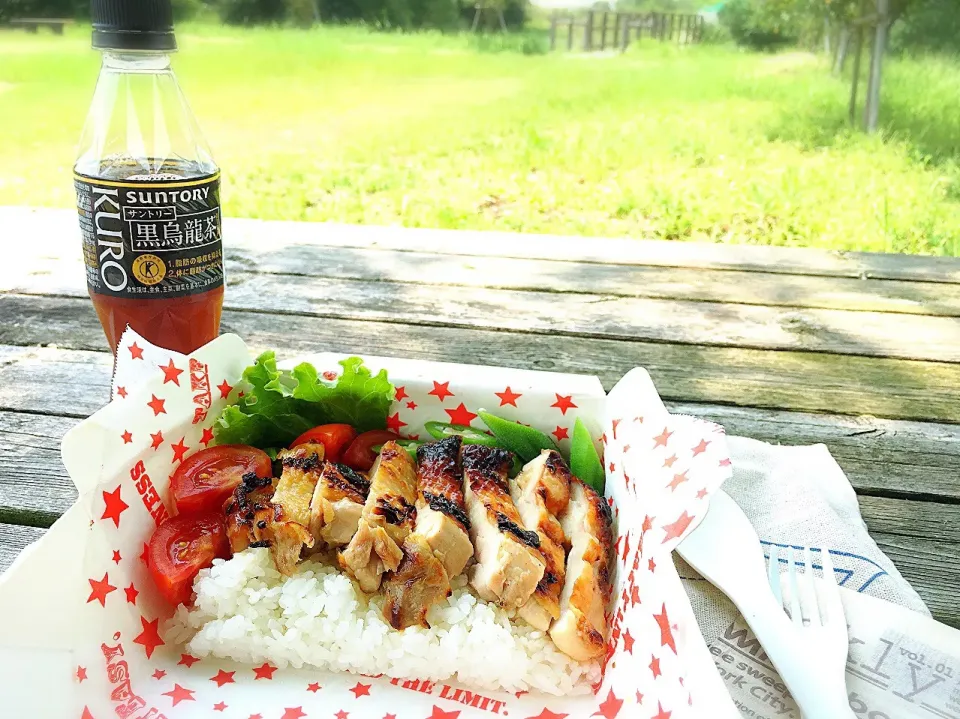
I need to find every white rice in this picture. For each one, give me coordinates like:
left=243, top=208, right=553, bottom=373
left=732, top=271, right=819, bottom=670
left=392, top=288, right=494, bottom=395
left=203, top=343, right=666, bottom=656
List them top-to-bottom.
left=166, top=548, right=599, bottom=696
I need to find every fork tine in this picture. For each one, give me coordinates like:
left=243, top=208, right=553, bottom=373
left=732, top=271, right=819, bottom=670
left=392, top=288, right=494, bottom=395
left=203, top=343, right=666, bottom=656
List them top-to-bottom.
left=768, top=543, right=784, bottom=608
left=786, top=546, right=804, bottom=626
left=802, top=546, right=823, bottom=626
left=819, top=548, right=845, bottom=625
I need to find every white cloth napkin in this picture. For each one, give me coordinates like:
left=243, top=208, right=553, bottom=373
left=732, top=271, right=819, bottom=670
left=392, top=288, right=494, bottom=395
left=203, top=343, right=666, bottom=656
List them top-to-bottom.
left=676, top=435, right=928, bottom=641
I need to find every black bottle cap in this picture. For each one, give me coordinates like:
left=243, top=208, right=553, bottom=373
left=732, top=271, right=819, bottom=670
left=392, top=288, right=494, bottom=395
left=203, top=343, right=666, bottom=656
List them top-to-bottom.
left=91, top=0, right=177, bottom=52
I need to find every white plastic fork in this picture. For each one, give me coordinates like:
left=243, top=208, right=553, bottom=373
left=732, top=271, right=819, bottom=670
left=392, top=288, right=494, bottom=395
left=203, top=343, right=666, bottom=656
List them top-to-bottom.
left=677, top=491, right=856, bottom=719
left=767, top=543, right=856, bottom=718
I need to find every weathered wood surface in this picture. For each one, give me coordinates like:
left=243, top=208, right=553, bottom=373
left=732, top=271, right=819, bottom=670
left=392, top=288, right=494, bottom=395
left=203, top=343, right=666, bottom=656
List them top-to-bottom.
left=0, top=206, right=958, bottom=627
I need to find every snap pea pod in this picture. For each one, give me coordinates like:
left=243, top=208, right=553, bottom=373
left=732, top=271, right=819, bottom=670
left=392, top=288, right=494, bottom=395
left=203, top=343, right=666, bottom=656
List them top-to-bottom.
left=477, top=410, right=558, bottom=462
left=569, top=417, right=605, bottom=493
left=424, top=421, right=500, bottom=447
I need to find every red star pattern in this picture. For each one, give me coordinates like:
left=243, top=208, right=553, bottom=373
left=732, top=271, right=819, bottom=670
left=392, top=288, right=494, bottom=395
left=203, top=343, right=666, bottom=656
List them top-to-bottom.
left=128, top=342, right=144, bottom=360
left=160, top=359, right=184, bottom=385
left=322, top=371, right=337, bottom=381
left=217, top=380, right=233, bottom=399
left=429, top=381, right=454, bottom=401
left=116, top=385, right=128, bottom=399
left=395, top=386, right=408, bottom=401
left=495, top=386, right=522, bottom=407
left=146, top=394, right=166, bottom=416
left=551, top=394, right=577, bottom=415
left=406, top=401, right=417, bottom=410
left=445, top=403, right=477, bottom=426
left=386, top=412, right=406, bottom=433
left=611, top=418, right=621, bottom=439
left=552, top=426, right=569, bottom=441
left=200, top=427, right=215, bottom=446
left=653, top=428, right=673, bottom=448
left=120, top=430, right=133, bottom=444
left=150, top=430, right=164, bottom=449
left=171, top=437, right=190, bottom=463
left=692, top=439, right=710, bottom=456
left=622, top=443, right=631, bottom=453
left=662, top=454, right=678, bottom=468
left=719, top=457, right=732, bottom=467
left=609, top=461, right=616, bottom=473
left=667, top=471, right=689, bottom=491
left=101, top=486, right=128, bottom=528
left=696, top=487, right=708, bottom=499
left=662, top=511, right=695, bottom=543
left=642, top=515, right=654, bottom=532
left=621, top=533, right=631, bottom=563
left=140, top=542, right=150, bottom=566
left=111, top=550, right=122, bottom=564
left=649, top=557, right=657, bottom=572
left=87, top=572, right=116, bottom=606
left=124, top=583, right=139, bottom=604
left=631, top=584, right=641, bottom=606
left=654, top=603, right=677, bottom=653
left=133, top=616, right=164, bottom=659
left=623, top=628, right=635, bottom=654
left=178, top=654, right=200, bottom=668
left=649, top=655, right=662, bottom=678
left=253, top=662, right=277, bottom=680
left=76, top=666, right=87, bottom=683
left=153, top=669, right=166, bottom=680
left=211, top=670, right=235, bottom=687
left=306, top=682, right=321, bottom=693
left=350, top=682, right=371, bottom=698
left=162, top=684, right=195, bottom=706
left=593, top=689, right=623, bottom=719
left=636, top=691, right=643, bottom=704
left=652, top=702, right=672, bottom=719
left=213, top=703, right=228, bottom=712
left=81, top=707, right=94, bottom=719
left=427, top=708, right=460, bottom=719
left=281, top=709, right=306, bottom=719
left=525, top=710, right=568, bottom=719
left=335, top=712, right=349, bottom=719
left=249, top=715, right=263, bottom=719
left=384, top=715, right=397, bottom=719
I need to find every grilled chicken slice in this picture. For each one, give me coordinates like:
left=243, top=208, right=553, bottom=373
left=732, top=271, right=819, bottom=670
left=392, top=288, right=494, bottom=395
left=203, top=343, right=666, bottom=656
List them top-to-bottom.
left=414, top=436, right=473, bottom=577
left=339, top=441, right=418, bottom=592
left=275, top=443, right=325, bottom=527
left=462, top=444, right=545, bottom=608
left=512, top=450, right=571, bottom=631
left=309, top=461, right=370, bottom=547
left=224, top=473, right=313, bottom=576
left=550, top=477, right=614, bottom=661
left=382, top=533, right=451, bottom=630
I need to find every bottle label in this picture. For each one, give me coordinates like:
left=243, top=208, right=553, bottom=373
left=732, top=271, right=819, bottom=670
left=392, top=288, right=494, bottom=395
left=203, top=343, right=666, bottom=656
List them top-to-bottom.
left=74, top=171, right=224, bottom=299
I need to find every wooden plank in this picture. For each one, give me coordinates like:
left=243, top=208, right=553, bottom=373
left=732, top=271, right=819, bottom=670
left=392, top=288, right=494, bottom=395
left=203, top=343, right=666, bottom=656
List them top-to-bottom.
left=10, top=206, right=960, bottom=284
left=14, top=225, right=960, bottom=316
left=9, top=263, right=960, bottom=362
left=3, top=295, right=960, bottom=423
left=0, top=345, right=112, bottom=418
left=0, top=399, right=956, bottom=533
left=676, top=403, right=960, bottom=501
left=859, top=496, right=960, bottom=544
left=0, top=524, right=46, bottom=574
left=873, top=533, right=960, bottom=627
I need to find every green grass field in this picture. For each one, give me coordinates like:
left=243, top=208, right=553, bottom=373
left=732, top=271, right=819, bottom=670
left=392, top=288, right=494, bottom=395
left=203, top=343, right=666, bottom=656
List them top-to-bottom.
left=2, top=24, right=959, bottom=254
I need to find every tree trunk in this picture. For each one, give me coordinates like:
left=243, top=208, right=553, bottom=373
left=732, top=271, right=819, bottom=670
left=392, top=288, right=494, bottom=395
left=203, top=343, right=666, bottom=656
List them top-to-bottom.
left=865, top=0, right=890, bottom=133
left=823, top=17, right=832, bottom=55
left=833, top=26, right=851, bottom=75
left=849, top=26, right=864, bottom=123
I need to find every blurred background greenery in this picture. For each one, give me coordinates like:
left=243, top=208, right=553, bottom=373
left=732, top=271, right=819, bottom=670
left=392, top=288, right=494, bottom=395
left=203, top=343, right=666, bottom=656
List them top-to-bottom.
left=1, top=0, right=957, bottom=254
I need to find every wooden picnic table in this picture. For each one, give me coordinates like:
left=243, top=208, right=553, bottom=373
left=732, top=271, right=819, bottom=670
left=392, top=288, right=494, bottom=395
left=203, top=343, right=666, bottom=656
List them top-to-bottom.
left=1, top=206, right=958, bottom=626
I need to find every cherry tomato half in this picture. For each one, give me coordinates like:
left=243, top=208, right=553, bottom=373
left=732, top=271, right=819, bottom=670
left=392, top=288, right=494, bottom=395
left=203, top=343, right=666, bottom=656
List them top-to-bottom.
left=291, top=423, right=357, bottom=462
left=341, top=430, right=400, bottom=471
left=171, top=445, right=272, bottom=517
left=148, top=512, right=230, bottom=606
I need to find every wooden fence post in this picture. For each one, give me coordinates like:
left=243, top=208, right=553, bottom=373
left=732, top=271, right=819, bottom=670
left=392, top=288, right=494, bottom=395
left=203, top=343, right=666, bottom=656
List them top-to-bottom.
left=584, top=10, right=594, bottom=51
left=549, top=11, right=558, bottom=51
left=600, top=12, right=608, bottom=50
left=613, top=13, right=621, bottom=50
left=669, top=13, right=675, bottom=41
left=621, top=14, right=631, bottom=51
left=679, top=14, right=686, bottom=44
left=567, top=15, right=575, bottom=51
left=849, top=26, right=864, bottom=123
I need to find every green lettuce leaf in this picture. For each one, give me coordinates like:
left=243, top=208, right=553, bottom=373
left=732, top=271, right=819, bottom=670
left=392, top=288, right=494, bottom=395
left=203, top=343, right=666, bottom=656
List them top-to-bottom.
left=213, top=352, right=394, bottom=448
